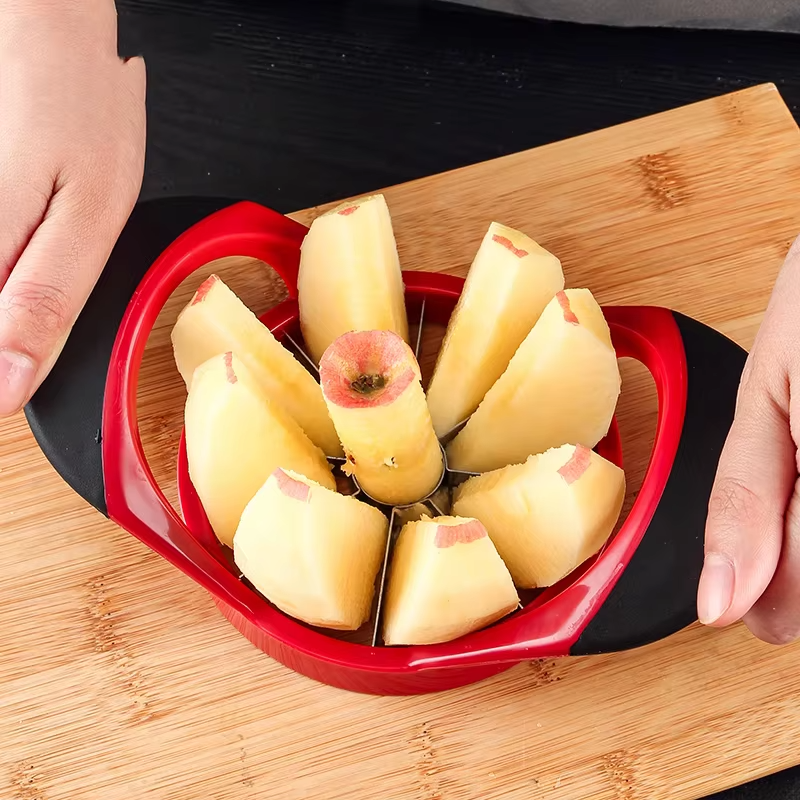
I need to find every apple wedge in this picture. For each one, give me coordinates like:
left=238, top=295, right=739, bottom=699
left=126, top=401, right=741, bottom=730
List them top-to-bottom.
left=298, top=194, right=409, bottom=364
left=426, top=222, right=564, bottom=437
left=172, top=274, right=342, bottom=457
left=446, top=289, right=621, bottom=473
left=320, top=330, right=443, bottom=506
left=185, top=352, right=335, bottom=547
left=453, top=444, right=626, bottom=588
left=233, top=469, right=389, bottom=630
left=382, top=516, right=519, bottom=645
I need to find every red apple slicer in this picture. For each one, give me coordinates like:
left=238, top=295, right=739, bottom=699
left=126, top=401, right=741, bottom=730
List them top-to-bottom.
left=25, top=198, right=747, bottom=696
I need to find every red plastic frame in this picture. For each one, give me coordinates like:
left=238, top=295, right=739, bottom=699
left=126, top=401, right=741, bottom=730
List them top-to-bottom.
left=103, top=201, right=688, bottom=695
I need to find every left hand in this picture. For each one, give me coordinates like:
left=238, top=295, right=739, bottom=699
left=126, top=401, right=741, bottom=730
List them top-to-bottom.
left=0, top=0, right=146, bottom=416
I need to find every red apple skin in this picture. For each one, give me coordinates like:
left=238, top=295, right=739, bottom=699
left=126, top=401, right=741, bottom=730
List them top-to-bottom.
left=337, top=205, right=359, bottom=216
left=491, top=233, right=528, bottom=258
left=191, top=274, right=219, bottom=305
left=557, top=290, right=580, bottom=325
left=320, top=329, right=442, bottom=506
left=319, top=330, right=416, bottom=410
left=223, top=351, right=237, bottom=385
left=557, top=444, right=592, bottom=485
left=273, top=468, right=311, bottom=502
left=434, top=519, right=487, bottom=548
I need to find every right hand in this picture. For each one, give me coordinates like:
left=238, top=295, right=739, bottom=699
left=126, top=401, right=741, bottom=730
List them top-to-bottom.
left=0, top=0, right=146, bottom=416
left=699, top=235, right=800, bottom=645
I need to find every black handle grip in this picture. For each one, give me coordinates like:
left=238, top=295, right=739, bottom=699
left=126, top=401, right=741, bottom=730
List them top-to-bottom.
left=25, top=197, right=236, bottom=514
left=572, top=312, right=747, bottom=655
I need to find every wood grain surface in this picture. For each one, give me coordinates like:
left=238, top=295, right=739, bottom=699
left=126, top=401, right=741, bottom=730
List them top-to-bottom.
left=2, top=84, right=800, bottom=800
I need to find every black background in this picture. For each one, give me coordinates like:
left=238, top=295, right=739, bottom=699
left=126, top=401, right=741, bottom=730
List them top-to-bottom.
left=116, top=0, right=799, bottom=796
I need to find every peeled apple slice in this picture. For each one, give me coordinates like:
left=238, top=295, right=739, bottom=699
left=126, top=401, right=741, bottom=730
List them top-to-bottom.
left=298, top=194, right=409, bottom=364
left=426, top=222, right=564, bottom=437
left=172, top=274, right=342, bottom=457
left=446, top=289, right=621, bottom=473
left=319, top=330, right=443, bottom=506
left=185, top=352, right=335, bottom=547
left=452, top=444, right=626, bottom=588
left=234, top=469, right=389, bottom=630
left=382, top=515, right=519, bottom=645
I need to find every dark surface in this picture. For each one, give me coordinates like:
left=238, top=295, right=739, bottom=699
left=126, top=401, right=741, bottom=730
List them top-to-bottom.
left=87, top=0, right=799, bottom=795
left=117, top=0, right=800, bottom=212
left=572, top=312, right=747, bottom=657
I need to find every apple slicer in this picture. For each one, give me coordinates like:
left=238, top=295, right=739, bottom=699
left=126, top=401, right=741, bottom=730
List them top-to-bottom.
left=26, top=198, right=747, bottom=696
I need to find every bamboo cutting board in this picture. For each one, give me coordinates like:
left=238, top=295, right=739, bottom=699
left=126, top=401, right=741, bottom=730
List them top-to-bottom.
left=3, top=84, right=800, bottom=800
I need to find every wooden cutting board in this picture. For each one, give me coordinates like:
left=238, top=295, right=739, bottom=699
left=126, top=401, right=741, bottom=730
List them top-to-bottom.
left=3, top=84, right=800, bottom=800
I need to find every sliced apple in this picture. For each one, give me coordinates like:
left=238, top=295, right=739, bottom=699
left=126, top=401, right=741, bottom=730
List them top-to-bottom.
left=298, top=194, right=409, bottom=364
left=426, top=222, right=564, bottom=437
left=171, top=274, right=342, bottom=457
left=446, top=289, right=621, bottom=473
left=320, top=330, right=443, bottom=506
left=185, top=352, right=335, bottom=547
left=452, top=444, right=626, bottom=588
left=233, top=469, right=389, bottom=630
left=382, top=515, right=519, bottom=645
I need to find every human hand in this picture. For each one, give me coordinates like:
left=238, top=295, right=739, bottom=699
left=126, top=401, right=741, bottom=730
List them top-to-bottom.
left=0, top=0, right=145, bottom=416
left=699, top=235, right=800, bottom=644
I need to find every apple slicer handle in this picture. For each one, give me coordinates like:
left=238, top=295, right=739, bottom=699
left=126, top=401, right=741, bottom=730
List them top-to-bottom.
left=26, top=197, right=236, bottom=512
left=26, top=198, right=308, bottom=609
left=102, top=201, right=308, bottom=602
left=406, top=307, right=747, bottom=672
left=570, top=310, right=747, bottom=656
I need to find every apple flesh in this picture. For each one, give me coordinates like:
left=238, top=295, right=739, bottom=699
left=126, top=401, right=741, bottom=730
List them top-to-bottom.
left=298, top=194, right=410, bottom=364
left=426, top=222, right=564, bottom=437
left=172, top=274, right=342, bottom=457
left=446, top=289, right=621, bottom=473
left=320, top=330, right=443, bottom=506
left=185, top=352, right=335, bottom=547
left=452, top=443, right=626, bottom=588
left=233, top=469, right=389, bottom=630
left=382, top=515, right=519, bottom=645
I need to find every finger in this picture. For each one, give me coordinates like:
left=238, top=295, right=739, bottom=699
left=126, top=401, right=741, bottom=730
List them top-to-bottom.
left=123, top=55, right=147, bottom=103
left=0, top=156, right=55, bottom=290
left=0, top=180, right=130, bottom=416
left=698, top=368, right=795, bottom=627
left=742, top=382, right=800, bottom=644
left=743, top=476, right=800, bottom=644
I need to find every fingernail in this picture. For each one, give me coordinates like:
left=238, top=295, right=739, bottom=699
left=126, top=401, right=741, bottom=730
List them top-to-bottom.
left=0, top=350, right=36, bottom=416
left=697, top=553, right=735, bottom=625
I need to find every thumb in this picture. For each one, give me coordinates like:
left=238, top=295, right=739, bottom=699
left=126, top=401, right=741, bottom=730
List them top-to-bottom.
left=698, top=364, right=795, bottom=627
